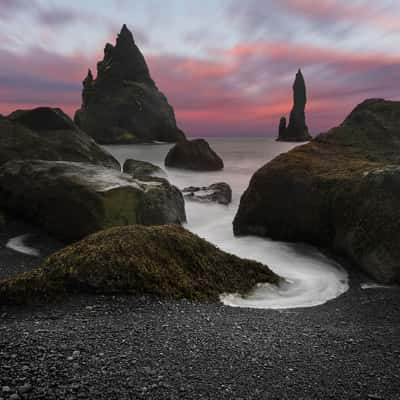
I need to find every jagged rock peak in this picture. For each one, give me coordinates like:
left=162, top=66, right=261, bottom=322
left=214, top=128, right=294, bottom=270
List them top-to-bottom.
left=117, top=24, right=135, bottom=44
left=83, top=69, right=93, bottom=87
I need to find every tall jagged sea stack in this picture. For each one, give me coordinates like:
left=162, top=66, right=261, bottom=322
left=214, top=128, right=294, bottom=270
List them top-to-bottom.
left=75, top=25, right=186, bottom=144
left=277, top=69, right=312, bottom=142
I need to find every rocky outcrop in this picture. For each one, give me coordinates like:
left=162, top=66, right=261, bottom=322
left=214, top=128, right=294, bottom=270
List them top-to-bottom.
left=74, top=25, right=186, bottom=144
left=277, top=69, right=312, bottom=142
left=235, top=98, right=400, bottom=284
left=0, top=107, right=119, bottom=169
left=165, top=139, right=223, bottom=171
left=123, top=159, right=165, bottom=179
left=0, top=160, right=186, bottom=242
left=182, top=183, right=232, bottom=205
left=0, top=224, right=280, bottom=304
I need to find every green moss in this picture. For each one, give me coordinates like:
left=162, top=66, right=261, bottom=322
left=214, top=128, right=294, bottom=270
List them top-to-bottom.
left=118, top=132, right=137, bottom=142
left=102, top=187, right=139, bottom=228
left=0, top=225, right=280, bottom=304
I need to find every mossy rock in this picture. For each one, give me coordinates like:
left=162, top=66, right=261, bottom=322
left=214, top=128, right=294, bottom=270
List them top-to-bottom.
left=234, top=99, right=400, bottom=284
left=2, top=107, right=120, bottom=169
left=0, top=160, right=186, bottom=243
left=0, top=225, right=280, bottom=304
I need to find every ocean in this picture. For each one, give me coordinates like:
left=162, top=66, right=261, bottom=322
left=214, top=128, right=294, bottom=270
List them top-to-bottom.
left=105, top=137, right=349, bottom=309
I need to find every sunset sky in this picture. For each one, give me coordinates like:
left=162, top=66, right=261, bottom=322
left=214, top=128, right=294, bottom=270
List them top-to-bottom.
left=2, top=0, right=400, bottom=136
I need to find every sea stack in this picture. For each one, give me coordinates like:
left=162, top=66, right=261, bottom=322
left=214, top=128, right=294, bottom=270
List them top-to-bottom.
left=75, top=24, right=186, bottom=144
left=277, top=69, right=312, bottom=142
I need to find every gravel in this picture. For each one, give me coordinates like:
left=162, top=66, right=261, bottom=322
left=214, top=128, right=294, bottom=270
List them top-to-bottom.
left=0, top=218, right=399, bottom=399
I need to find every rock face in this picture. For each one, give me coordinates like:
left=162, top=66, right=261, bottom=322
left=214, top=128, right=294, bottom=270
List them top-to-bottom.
left=74, top=25, right=186, bottom=144
left=277, top=69, right=312, bottom=142
left=235, top=99, right=400, bottom=284
left=0, top=107, right=119, bottom=169
left=165, top=139, right=224, bottom=171
left=123, top=159, right=165, bottom=179
left=0, top=160, right=186, bottom=242
left=182, top=183, right=232, bottom=205
left=0, top=225, right=280, bottom=304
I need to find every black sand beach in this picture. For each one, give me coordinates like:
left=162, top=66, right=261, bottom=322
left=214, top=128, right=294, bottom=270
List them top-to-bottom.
left=1, top=220, right=399, bottom=400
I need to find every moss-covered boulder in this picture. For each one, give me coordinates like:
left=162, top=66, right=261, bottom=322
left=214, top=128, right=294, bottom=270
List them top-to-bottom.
left=74, top=25, right=185, bottom=144
left=234, top=99, right=400, bottom=284
left=2, top=107, right=120, bottom=169
left=165, top=139, right=224, bottom=171
left=0, top=160, right=186, bottom=243
left=0, top=225, right=279, bottom=304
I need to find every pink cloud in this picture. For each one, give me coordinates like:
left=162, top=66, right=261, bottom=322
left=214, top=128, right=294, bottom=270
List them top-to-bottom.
left=1, top=36, right=400, bottom=136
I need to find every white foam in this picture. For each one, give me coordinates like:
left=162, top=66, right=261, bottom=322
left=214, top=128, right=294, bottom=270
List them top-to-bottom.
left=6, top=234, right=40, bottom=256
left=361, top=282, right=397, bottom=290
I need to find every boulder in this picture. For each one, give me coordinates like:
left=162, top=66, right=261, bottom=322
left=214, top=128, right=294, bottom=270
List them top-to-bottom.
left=74, top=25, right=186, bottom=144
left=277, top=69, right=312, bottom=142
left=234, top=98, right=400, bottom=284
left=1, top=107, right=119, bottom=169
left=165, top=139, right=224, bottom=171
left=123, top=159, right=165, bottom=179
left=0, top=160, right=186, bottom=242
left=182, top=183, right=232, bottom=205
left=0, top=224, right=280, bottom=304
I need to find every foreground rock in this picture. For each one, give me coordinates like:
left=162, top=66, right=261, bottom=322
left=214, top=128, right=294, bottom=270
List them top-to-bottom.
left=75, top=25, right=185, bottom=144
left=277, top=69, right=312, bottom=142
left=235, top=99, right=400, bottom=284
left=1, top=107, right=119, bottom=169
left=165, top=139, right=224, bottom=171
left=123, top=159, right=165, bottom=179
left=0, top=160, right=186, bottom=242
left=182, top=183, right=232, bottom=205
left=0, top=225, right=279, bottom=304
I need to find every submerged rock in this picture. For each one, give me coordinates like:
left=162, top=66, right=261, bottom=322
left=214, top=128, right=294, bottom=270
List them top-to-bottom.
left=74, top=24, right=186, bottom=144
left=277, top=69, right=312, bottom=142
left=235, top=98, right=400, bottom=284
left=1, top=107, right=120, bottom=169
left=165, top=139, right=224, bottom=171
left=123, top=159, right=165, bottom=179
left=0, top=160, right=186, bottom=242
left=182, top=182, right=232, bottom=205
left=0, top=225, right=280, bottom=304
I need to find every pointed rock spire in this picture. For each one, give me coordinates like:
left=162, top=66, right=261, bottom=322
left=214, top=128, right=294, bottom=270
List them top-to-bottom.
left=74, top=24, right=186, bottom=144
left=117, top=24, right=135, bottom=45
left=277, top=69, right=311, bottom=142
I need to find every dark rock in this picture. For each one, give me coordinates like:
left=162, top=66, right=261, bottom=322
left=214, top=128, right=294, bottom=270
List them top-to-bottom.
left=74, top=25, right=186, bottom=144
left=277, top=69, right=312, bottom=142
left=235, top=98, right=400, bottom=284
left=1, top=107, right=119, bottom=170
left=278, top=116, right=287, bottom=138
left=165, top=139, right=223, bottom=171
left=123, top=159, right=165, bottom=179
left=0, top=160, right=186, bottom=242
left=182, top=183, right=232, bottom=205
left=0, top=225, right=279, bottom=304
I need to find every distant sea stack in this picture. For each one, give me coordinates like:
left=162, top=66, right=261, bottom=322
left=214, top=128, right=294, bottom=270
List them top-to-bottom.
left=74, top=24, right=186, bottom=144
left=277, top=69, right=312, bottom=142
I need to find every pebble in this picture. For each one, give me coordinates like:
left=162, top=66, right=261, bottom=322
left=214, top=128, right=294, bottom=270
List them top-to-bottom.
left=18, top=384, right=32, bottom=394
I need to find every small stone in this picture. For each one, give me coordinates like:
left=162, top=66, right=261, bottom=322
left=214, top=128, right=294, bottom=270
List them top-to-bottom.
left=72, top=350, right=80, bottom=359
left=18, top=384, right=32, bottom=394
left=1, top=388, right=10, bottom=394
left=9, top=394, right=20, bottom=400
